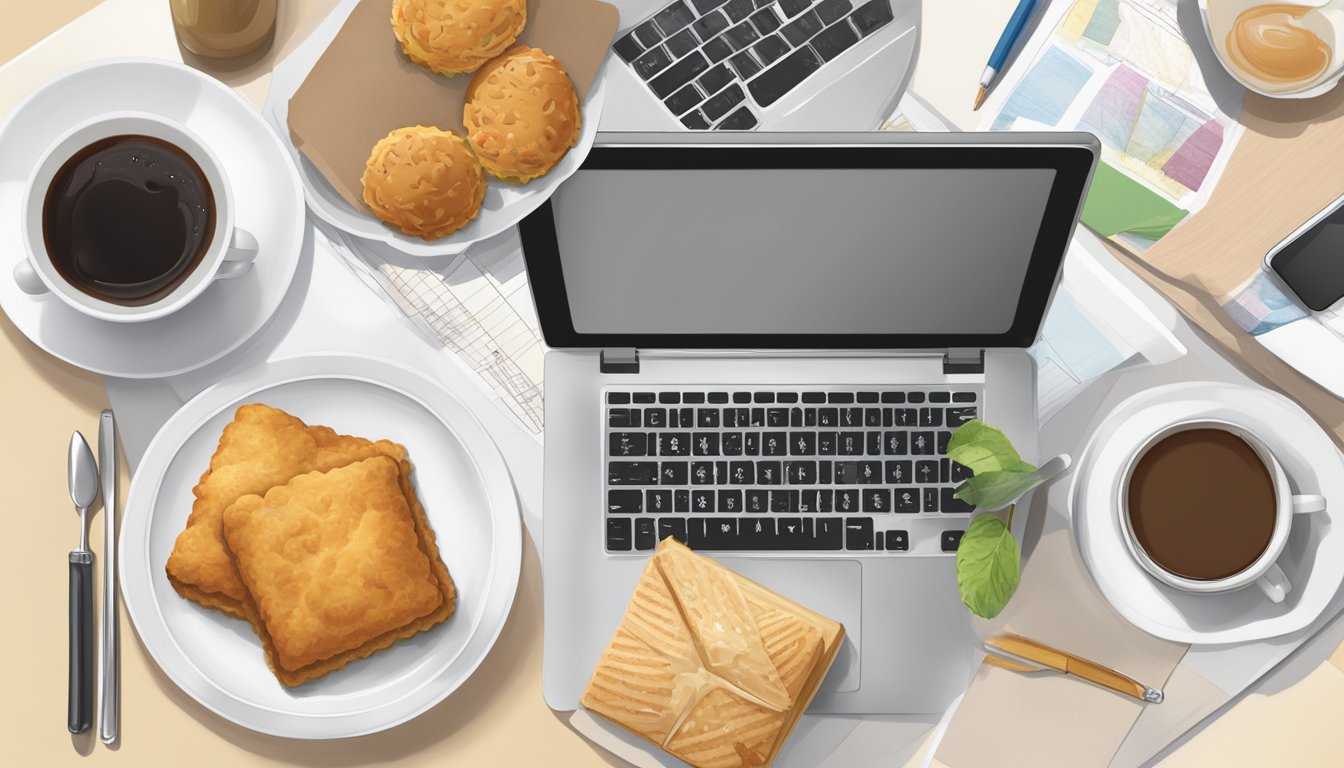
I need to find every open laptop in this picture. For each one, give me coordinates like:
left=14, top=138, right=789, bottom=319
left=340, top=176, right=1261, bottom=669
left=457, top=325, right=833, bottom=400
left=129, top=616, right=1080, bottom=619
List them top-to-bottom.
left=599, top=0, right=920, bottom=131
left=526, top=131, right=1099, bottom=714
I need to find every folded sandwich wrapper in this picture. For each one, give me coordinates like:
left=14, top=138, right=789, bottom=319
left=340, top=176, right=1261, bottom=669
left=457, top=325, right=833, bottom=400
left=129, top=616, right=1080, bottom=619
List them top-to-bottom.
left=582, top=538, right=844, bottom=768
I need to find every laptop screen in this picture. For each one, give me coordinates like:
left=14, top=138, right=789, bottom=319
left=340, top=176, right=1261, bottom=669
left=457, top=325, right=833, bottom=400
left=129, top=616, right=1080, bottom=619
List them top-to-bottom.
left=519, top=136, right=1098, bottom=349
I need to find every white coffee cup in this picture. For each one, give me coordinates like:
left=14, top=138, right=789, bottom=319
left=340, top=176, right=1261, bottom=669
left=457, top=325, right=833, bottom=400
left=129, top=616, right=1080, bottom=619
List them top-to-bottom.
left=13, top=111, right=257, bottom=322
left=1118, top=419, right=1326, bottom=603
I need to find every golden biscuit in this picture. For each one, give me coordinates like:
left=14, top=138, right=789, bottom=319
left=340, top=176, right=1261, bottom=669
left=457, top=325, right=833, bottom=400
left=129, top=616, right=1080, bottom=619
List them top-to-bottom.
left=391, top=0, right=527, bottom=75
left=464, top=45, right=582, bottom=183
left=361, top=126, right=486, bottom=240
left=223, top=456, right=455, bottom=686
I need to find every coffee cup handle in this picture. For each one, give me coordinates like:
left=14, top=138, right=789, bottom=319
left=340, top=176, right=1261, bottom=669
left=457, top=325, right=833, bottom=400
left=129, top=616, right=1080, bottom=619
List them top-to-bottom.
left=215, top=227, right=258, bottom=280
left=12, top=260, right=48, bottom=295
left=1291, top=494, right=1327, bottom=515
left=1257, top=562, right=1291, bottom=603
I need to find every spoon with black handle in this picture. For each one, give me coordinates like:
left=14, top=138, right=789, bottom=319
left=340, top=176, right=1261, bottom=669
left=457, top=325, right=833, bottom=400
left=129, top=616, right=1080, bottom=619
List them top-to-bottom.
left=67, top=432, right=99, bottom=734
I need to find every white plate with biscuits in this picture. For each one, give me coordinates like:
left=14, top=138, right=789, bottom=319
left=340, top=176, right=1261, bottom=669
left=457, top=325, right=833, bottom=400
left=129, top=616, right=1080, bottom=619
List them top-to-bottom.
left=262, top=0, right=613, bottom=258
left=120, top=353, right=521, bottom=738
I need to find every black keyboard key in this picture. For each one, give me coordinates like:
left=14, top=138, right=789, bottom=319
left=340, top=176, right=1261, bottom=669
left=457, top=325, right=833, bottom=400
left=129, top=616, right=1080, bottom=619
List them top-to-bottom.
left=692, top=0, right=731, bottom=12
left=724, top=0, right=755, bottom=22
left=779, top=0, right=811, bottom=16
left=816, top=0, right=850, bottom=23
left=852, top=0, right=894, bottom=35
left=655, top=1, right=697, bottom=34
left=750, top=7, right=783, bottom=35
left=781, top=10, right=822, bottom=46
left=693, top=11, right=731, bottom=41
left=810, top=19, right=859, bottom=61
left=634, top=20, right=664, bottom=47
left=724, top=21, right=760, bottom=49
left=666, top=28, right=699, bottom=57
left=614, top=34, right=645, bottom=63
left=753, top=34, right=791, bottom=65
left=703, top=36, right=735, bottom=62
left=747, top=45, right=817, bottom=106
left=633, top=46, right=674, bottom=80
left=729, top=49, right=762, bottom=79
left=650, top=52, right=710, bottom=97
left=696, top=63, right=734, bottom=97
left=664, top=83, right=703, bottom=116
left=702, top=83, right=746, bottom=120
left=682, top=111, right=711, bottom=129
left=709, top=391, right=730, bottom=403
left=733, top=391, right=752, bottom=403
left=752, top=391, right=775, bottom=403
left=802, top=391, right=826, bottom=403
left=857, top=391, right=879, bottom=403
left=881, top=391, right=906, bottom=403
left=930, top=391, right=951, bottom=403
left=953, top=391, right=977, bottom=402
left=608, top=392, right=631, bottom=404
left=659, top=392, right=681, bottom=404
left=684, top=392, right=706, bottom=404
left=778, top=392, right=798, bottom=403
left=828, top=392, right=854, bottom=403
left=908, top=392, right=926, bottom=404
left=678, top=407, right=695, bottom=428
left=721, top=407, right=741, bottom=427
left=790, top=407, right=806, bottom=427
left=838, top=407, right=859, bottom=427
left=919, top=407, right=943, bottom=427
left=947, top=407, right=978, bottom=426
left=645, top=408, right=667, bottom=428
left=697, top=408, right=721, bottom=428
left=766, top=408, right=788, bottom=427
left=865, top=408, right=883, bottom=427
left=893, top=408, right=917, bottom=427
left=608, top=409, right=633, bottom=427
left=818, top=409, right=837, bottom=427
left=938, top=430, right=953, bottom=454
left=866, top=431, right=882, bottom=455
left=912, top=431, right=935, bottom=455
left=694, top=432, right=721, bottom=455
left=723, top=432, right=744, bottom=456
left=745, top=432, right=760, bottom=455
left=790, top=432, right=816, bottom=455
left=818, top=432, right=836, bottom=455
left=838, top=432, right=863, bottom=456
left=883, top=432, right=906, bottom=455
left=659, top=433, right=691, bottom=456
left=762, top=433, right=787, bottom=456
left=940, top=458, right=950, bottom=483
left=786, top=460, right=816, bottom=484
left=835, top=460, right=881, bottom=484
left=886, top=460, right=912, bottom=484
left=916, top=460, right=939, bottom=484
left=951, top=460, right=972, bottom=482
left=609, top=461, right=657, bottom=485
left=660, top=461, right=689, bottom=485
left=728, top=461, right=754, bottom=484
left=755, top=461, right=780, bottom=485
left=691, top=462, right=718, bottom=485
left=893, top=487, right=918, bottom=512
left=816, top=488, right=834, bottom=512
left=834, top=488, right=858, bottom=513
left=863, top=488, right=891, bottom=513
left=923, top=488, right=939, bottom=512
left=942, top=488, right=975, bottom=514
left=608, top=489, right=643, bottom=513
left=648, top=489, right=673, bottom=514
left=675, top=489, right=691, bottom=512
left=692, top=489, right=715, bottom=512
left=718, top=489, right=743, bottom=512
left=746, top=489, right=769, bottom=513
left=798, top=489, right=819, bottom=513
left=769, top=490, right=792, bottom=513
left=739, top=516, right=776, bottom=548
left=777, top=516, right=811, bottom=546
left=607, top=517, right=632, bottom=550
left=635, top=517, right=658, bottom=550
left=659, top=517, right=689, bottom=544
left=692, top=517, right=740, bottom=548
left=815, top=517, right=844, bottom=549
left=845, top=517, right=874, bottom=550
left=885, top=529, right=909, bottom=551
left=942, top=530, right=965, bottom=552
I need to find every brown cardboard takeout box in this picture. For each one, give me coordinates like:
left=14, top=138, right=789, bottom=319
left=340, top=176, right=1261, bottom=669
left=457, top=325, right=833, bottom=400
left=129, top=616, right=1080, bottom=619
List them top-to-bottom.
left=287, top=0, right=619, bottom=212
left=581, top=538, right=845, bottom=768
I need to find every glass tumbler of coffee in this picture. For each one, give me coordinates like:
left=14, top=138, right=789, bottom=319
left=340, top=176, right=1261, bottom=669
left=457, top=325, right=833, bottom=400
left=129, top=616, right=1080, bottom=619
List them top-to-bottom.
left=169, top=0, right=278, bottom=60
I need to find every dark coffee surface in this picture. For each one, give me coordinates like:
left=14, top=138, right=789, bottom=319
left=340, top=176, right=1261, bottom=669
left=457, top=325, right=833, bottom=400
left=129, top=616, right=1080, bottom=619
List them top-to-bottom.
left=43, top=135, right=214, bottom=306
left=1127, top=428, right=1276, bottom=581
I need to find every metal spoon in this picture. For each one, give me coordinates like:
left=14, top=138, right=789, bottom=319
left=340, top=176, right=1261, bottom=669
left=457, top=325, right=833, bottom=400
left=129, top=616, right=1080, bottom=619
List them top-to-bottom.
left=67, top=432, right=99, bottom=734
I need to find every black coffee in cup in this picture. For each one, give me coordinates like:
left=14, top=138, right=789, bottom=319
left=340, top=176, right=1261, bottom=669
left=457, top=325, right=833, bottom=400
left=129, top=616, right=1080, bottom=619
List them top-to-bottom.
left=42, top=135, right=215, bottom=306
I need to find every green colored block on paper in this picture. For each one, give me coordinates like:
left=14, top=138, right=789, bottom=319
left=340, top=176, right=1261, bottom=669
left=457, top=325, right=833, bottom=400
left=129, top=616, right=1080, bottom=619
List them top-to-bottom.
left=1080, top=161, right=1188, bottom=241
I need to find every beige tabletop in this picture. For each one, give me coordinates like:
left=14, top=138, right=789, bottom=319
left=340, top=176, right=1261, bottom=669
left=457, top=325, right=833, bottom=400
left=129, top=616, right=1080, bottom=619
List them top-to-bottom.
left=4, top=1, right=1344, bottom=766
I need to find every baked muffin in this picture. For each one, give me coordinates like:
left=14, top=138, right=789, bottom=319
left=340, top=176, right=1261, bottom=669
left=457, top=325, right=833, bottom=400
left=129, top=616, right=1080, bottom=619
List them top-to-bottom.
left=391, top=0, right=528, bottom=75
left=464, top=45, right=581, bottom=183
left=361, top=126, right=486, bottom=240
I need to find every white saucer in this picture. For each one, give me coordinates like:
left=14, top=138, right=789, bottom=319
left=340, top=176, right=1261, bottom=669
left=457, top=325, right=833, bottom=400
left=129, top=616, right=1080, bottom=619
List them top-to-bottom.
left=262, top=0, right=607, bottom=258
left=0, top=58, right=304, bottom=378
left=120, top=354, right=521, bottom=738
left=1070, top=382, right=1344, bottom=644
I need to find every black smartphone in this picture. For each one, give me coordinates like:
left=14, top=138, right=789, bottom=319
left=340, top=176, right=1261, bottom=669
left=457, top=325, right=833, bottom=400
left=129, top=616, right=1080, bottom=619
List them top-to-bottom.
left=1266, top=196, right=1344, bottom=313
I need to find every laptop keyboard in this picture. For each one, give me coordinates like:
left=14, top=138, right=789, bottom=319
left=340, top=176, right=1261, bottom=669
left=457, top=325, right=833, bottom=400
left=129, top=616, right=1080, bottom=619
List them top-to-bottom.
left=611, top=0, right=896, bottom=130
left=604, top=388, right=979, bottom=554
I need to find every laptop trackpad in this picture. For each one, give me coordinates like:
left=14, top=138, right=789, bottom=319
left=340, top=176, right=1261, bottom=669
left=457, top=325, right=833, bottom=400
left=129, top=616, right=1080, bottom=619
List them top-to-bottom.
left=717, top=558, right=861, bottom=694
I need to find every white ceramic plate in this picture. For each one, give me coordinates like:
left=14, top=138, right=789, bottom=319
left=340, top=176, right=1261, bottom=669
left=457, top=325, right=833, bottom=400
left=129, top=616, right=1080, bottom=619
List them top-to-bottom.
left=262, top=0, right=606, bottom=258
left=0, top=58, right=305, bottom=378
left=120, top=354, right=521, bottom=738
left=1070, top=382, right=1344, bottom=644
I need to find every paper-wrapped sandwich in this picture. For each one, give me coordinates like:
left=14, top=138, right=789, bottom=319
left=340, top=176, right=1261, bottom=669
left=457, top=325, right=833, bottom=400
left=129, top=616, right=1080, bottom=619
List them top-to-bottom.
left=582, top=538, right=844, bottom=768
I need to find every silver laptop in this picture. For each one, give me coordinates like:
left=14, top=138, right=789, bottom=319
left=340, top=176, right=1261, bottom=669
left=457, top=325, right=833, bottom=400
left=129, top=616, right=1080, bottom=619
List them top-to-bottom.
left=598, top=0, right=919, bottom=131
left=527, top=131, right=1099, bottom=714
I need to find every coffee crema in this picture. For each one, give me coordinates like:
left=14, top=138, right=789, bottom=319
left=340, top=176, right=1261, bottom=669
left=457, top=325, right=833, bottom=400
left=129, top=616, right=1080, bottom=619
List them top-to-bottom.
left=1227, top=4, right=1334, bottom=86
left=42, top=135, right=215, bottom=306
left=1127, top=428, right=1276, bottom=582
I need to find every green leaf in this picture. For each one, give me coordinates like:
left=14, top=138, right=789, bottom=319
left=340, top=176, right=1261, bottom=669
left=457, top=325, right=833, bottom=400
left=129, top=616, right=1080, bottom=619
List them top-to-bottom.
left=946, top=420, right=1037, bottom=476
left=953, top=471, right=1046, bottom=511
left=956, top=514, right=1022, bottom=619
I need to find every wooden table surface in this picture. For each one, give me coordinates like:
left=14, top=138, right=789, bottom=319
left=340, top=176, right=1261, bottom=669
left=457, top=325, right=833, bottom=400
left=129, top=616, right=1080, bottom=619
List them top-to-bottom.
left=3, top=1, right=1344, bottom=765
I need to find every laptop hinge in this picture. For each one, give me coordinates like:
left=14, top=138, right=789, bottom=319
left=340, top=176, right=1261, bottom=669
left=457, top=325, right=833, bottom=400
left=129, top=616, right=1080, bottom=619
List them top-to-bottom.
left=600, top=348, right=640, bottom=374
left=943, top=348, right=985, bottom=375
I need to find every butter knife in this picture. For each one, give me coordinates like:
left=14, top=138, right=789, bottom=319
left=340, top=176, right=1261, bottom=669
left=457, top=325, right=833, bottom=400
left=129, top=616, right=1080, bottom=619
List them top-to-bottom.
left=97, top=411, right=119, bottom=744
left=984, top=634, right=1163, bottom=703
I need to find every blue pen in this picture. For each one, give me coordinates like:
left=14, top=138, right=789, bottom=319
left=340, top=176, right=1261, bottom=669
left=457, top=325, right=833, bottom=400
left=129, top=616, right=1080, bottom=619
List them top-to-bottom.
left=975, top=0, right=1042, bottom=110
